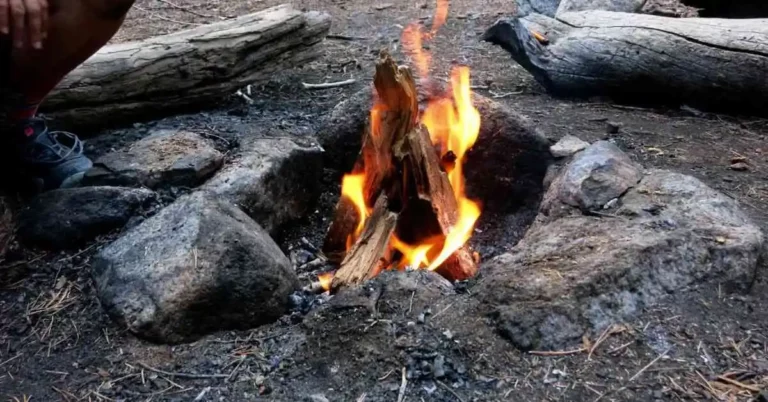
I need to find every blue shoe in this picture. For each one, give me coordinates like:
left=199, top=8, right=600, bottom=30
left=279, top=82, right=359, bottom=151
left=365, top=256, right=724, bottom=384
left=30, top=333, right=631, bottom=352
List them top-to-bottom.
left=11, top=118, right=93, bottom=191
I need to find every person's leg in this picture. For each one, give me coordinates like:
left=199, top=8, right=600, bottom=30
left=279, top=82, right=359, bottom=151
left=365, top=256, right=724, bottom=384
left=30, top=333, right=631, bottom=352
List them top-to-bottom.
left=2, top=0, right=135, bottom=190
left=8, top=0, right=135, bottom=114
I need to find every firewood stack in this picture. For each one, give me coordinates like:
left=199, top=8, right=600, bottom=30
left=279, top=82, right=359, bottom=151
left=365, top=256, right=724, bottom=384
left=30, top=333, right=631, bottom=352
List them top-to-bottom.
left=323, top=51, right=478, bottom=291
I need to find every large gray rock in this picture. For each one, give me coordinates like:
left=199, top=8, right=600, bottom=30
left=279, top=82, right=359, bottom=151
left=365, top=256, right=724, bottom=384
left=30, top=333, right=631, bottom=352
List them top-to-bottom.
left=83, top=130, right=223, bottom=189
left=202, top=136, right=323, bottom=235
left=542, top=141, right=642, bottom=215
left=477, top=167, right=764, bottom=351
left=18, top=186, right=156, bottom=248
left=93, top=193, right=299, bottom=343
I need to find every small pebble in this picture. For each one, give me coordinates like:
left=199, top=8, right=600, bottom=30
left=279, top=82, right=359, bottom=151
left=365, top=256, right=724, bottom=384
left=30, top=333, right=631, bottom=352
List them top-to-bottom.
left=606, top=121, right=621, bottom=134
left=730, top=162, right=749, bottom=171
left=417, top=313, right=426, bottom=324
left=443, top=329, right=454, bottom=340
left=433, top=355, right=446, bottom=378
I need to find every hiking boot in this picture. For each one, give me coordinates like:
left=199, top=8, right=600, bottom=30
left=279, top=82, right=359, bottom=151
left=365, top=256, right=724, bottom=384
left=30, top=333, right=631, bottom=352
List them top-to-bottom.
left=9, top=118, right=93, bottom=192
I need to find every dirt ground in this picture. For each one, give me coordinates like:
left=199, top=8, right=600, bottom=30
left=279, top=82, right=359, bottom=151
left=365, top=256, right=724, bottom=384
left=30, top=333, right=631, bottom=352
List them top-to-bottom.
left=1, top=0, right=768, bottom=401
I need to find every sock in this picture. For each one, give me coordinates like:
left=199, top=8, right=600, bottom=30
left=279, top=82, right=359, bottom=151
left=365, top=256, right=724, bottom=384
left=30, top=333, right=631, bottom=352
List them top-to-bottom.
left=2, top=88, right=42, bottom=137
left=7, top=102, right=40, bottom=122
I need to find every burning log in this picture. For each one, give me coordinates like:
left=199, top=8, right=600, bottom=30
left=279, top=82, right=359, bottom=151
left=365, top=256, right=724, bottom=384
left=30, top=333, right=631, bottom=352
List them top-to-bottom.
left=43, top=5, right=331, bottom=130
left=484, top=11, right=768, bottom=115
left=325, top=51, right=479, bottom=291
left=331, top=195, right=398, bottom=287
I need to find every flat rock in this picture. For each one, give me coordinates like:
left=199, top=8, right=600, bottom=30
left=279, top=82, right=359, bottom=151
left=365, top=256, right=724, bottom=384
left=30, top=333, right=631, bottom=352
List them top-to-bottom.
left=557, top=0, right=645, bottom=15
left=83, top=130, right=223, bottom=189
left=549, top=135, right=589, bottom=158
left=201, top=136, right=323, bottom=235
left=542, top=141, right=642, bottom=215
left=477, top=168, right=764, bottom=351
left=18, top=186, right=156, bottom=248
left=93, top=192, right=299, bottom=343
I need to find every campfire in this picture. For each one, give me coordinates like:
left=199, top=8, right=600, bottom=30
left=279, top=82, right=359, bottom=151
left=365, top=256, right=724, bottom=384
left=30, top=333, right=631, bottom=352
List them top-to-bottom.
left=321, top=2, right=483, bottom=291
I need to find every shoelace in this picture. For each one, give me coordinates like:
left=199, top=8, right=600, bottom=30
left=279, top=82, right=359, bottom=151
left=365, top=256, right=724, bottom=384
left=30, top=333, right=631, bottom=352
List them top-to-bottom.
left=23, top=130, right=83, bottom=165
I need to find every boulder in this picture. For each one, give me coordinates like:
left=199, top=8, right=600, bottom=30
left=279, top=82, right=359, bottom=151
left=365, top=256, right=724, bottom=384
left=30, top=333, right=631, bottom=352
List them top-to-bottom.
left=83, top=130, right=223, bottom=189
left=549, top=135, right=589, bottom=158
left=202, top=136, right=323, bottom=235
left=541, top=141, right=642, bottom=216
left=477, top=167, right=764, bottom=350
left=18, top=186, right=156, bottom=248
left=93, top=193, right=299, bottom=343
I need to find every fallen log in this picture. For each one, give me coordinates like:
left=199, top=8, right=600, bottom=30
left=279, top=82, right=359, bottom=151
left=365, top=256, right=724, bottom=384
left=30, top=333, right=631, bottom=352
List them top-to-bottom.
left=514, top=0, right=643, bottom=17
left=556, top=0, right=645, bottom=15
left=43, top=4, right=331, bottom=130
left=483, top=11, right=768, bottom=115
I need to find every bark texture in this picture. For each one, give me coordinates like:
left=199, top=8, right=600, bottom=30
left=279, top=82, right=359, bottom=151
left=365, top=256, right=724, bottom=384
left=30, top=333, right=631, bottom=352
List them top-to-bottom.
left=556, top=0, right=646, bottom=15
left=44, top=5, right=331, bottom=129
left=484, top=11, right=768, bottom=114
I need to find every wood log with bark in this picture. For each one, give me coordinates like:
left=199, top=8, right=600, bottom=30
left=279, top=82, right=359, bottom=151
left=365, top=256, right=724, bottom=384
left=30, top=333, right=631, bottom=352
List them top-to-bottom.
left=556, top=0, right=646, bottom=15
left=43, top=4, right=331, bottom=130
left=483, top=11, right=768, bottom=115
left=324, top=51, right=478, bottom=291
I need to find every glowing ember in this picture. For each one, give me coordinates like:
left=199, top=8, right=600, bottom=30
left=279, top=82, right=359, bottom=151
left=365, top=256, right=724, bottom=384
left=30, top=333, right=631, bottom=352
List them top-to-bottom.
left=340, top=172, right=368, bottom=248
left=391, top=235, right=435, bottom=269
left=318, top=272, right=334, bottom=292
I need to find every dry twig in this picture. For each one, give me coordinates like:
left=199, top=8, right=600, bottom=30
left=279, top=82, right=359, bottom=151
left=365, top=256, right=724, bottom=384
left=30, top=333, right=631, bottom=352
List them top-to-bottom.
left=156, top=0, right=214, bottom=18
left=302, top=79, right=357, bottom=90
left=529, top=348, right=586, bottom=356
left=629, top=348, right=670, bottom=382
left=138, top=362, right=229, bottom=379
left=397, top=367, right=407, bottom=402
left=437, top=380, right=465, bottom=402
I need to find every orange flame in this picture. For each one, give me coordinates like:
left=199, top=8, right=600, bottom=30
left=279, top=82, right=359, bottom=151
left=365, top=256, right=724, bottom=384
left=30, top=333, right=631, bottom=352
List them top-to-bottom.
left=340, top=0, right=481, bottom=276
left=401, top=0, right=449, bottom=78
left=430, top=0, right=449, bottom=37
left=402, top=24, right=431, bottom=78
left=395, top=67, right=482, bottom=272
left=341, top=172, right=368, bottom=249
left=427, top=197, right=480, bottom=270
left=391, top=235, right=435, bottom=269
left=318, top=272, right=334, bottom=292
